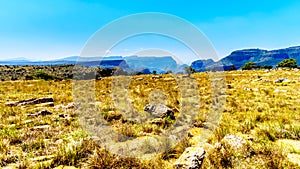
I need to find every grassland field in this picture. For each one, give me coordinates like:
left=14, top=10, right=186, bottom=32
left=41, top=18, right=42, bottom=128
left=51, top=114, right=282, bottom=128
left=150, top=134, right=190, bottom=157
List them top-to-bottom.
left=0, top=69, right=300, bottom=168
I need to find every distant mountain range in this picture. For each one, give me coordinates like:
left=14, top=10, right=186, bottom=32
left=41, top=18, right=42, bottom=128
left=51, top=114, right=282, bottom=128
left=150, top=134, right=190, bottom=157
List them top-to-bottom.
left=1, top=46, right=300, bottom=72
left=191, top=46, right=300, bottom=71
left=0, top=55, right=186, bottom=74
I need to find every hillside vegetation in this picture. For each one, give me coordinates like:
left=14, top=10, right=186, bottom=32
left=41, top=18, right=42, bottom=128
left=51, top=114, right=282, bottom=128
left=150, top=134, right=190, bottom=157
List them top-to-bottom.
left=0, top=69, right=300, bottom=168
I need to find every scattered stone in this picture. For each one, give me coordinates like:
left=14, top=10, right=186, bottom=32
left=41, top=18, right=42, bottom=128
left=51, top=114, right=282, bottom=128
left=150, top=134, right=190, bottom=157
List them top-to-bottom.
left=152, top=75, right=162, bottom=79
left=257, top=76, right=262, bottom=81
left=136, top=77, right=143, bottom=81
left=163, top=77, right=174, bottom=81
left=274, top=78, right=290, bottom=83
left=227, top=84, right=233, bottom=89
left=243, top=87, right=252, bottom=91
left=243, top=87, right=259, bottom=92
left=274, top=89, right=287, bottom=93
left=6, top=97, right=54, bottom=107
left=39, top=102, right=54, bottom=107
left=55, top=102, right=80, bottom=109
left=65, top=102, right=79, bottom=109
left=54, top=104, right=64, bottom=109
left=144, top=104, right=175, bottom=119
left=27, top=110, right=53, bottom=117
left=105, top=111, right=122, bottom=122
left=59, top=114, right=69, bottom=118
left=150, top=118, right=165, bottom=125
left=23, top=120, right=33, bottom=124
left=193, top=121, right=206, bottom=128
left=7, top=124, right=16, bottom=128
left=32, top=125, right=50, bottom=130
left=138, top=131, right=152, bottom=137
left=169, top=134, right=178, bottom=141
left=221, top=134, right=246, bottom=149
left=89, top=135, right=101, bottom=141
left=243, top=135, right=254, bottom=141
left=55, top=139, right=64, bottom=145
left=174, top=146, right=206, bottom=169
left=31, top=155, right=55, bottom=162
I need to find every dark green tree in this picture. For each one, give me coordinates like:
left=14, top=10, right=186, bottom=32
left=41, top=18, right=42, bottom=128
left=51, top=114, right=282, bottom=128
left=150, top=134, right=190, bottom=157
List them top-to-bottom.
left=277, top=58, right=297, bottom=68
left=241, top=62, right=257, bottom=70
left=228, top=65, right=237, bottom=71
left=184, top=66, right=195, bottom=77
left=33, top=71, right=56, bottom=80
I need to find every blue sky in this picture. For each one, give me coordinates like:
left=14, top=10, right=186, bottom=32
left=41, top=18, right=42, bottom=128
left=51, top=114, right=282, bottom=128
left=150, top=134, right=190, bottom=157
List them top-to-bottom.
left=1, top=0, right=300, bottom=63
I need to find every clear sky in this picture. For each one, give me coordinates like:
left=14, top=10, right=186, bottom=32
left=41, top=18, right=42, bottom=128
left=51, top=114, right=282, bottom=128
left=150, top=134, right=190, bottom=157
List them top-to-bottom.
left=1, top=0, right=300, bottom=62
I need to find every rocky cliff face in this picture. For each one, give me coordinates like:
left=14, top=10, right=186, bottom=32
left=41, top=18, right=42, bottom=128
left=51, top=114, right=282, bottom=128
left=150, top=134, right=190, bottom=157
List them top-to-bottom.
left=191, top=46, right=300, bottom=71
left=124, top=56, right=180, bottom=73
left=191, top=59, right=215, bottom=72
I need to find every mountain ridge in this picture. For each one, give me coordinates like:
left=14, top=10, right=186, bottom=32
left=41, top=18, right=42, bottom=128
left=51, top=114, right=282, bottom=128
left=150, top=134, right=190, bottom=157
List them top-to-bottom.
left=1, top=45, right=300, bottom=72
left=192, top=46, right=300, bottom=71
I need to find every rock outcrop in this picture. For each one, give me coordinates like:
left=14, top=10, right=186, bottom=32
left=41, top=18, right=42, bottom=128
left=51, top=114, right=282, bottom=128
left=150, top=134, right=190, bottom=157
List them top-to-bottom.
left=192, top=46, right=300, bottom=71
left=6, top=97, right=54, bottom=107
left=144, top=104, right=175, bottom=119
left=27, top=110, right=53, bottom=117
left=174, top=147, right=206, bottom=169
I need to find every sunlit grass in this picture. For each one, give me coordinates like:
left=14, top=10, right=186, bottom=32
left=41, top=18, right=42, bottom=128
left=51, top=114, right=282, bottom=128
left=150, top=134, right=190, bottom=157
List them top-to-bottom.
left=0, top=69, right=299, bottom=168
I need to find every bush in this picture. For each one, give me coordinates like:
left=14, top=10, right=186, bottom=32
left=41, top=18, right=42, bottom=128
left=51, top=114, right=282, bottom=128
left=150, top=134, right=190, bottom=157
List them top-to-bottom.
left=277, top=58, right=297, bottom=68
left=241, top=62, right=257, bottom=70
left=228, top=65, right=237, bottom=71
left=184, top=66, right=195, bottom=76
left=33, top=71, right=56, bottom=80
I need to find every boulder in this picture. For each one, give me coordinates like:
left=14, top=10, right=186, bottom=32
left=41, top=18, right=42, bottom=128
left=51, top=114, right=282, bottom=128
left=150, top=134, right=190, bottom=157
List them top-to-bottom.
left=152, top=75, right=162, bottom=79
left=163, top=77, right=174, bottom=81
left=274, top=78, right=290, bottom=83
left=274, top=89, right=287, bottom=93
left=6, top=97, right=54, bottom=107
left=39, top=102, right=54, bottom=107
left=54, top=102, right=80, bottom=109
left=144, top=104, right=175, bottom=119
left=27, top=110, right=53, bottom=117
left=59, top=114, right=69, bottom=118
left=149, top=118, right=165, bottom=125
left=32, top=125, right=50, bottom=130
left=221, top=134, right=246, bottom=149
left=174, top=147, right=206, bottom=169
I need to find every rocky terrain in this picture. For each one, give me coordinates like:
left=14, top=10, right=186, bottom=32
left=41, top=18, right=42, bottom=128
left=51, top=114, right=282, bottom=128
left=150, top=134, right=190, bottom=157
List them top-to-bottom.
left=0, top=69, right=300, bottom=168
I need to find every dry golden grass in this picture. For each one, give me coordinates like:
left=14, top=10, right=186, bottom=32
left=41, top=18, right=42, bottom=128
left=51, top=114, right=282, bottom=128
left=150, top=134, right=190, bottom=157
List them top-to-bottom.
left=0, top=69, right=300, bottom=168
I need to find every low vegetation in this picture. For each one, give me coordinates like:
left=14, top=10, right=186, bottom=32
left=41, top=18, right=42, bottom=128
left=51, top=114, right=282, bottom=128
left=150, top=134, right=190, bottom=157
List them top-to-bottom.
left=0, top=67, right=300, bottom=168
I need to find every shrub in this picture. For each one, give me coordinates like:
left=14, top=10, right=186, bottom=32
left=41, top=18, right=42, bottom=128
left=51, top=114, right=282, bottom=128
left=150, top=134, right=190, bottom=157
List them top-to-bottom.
left=277, top=58, right=297, bottom=68
left=241, top=62, right=257, bottom=70
left=228, top=65, right=237, bottom=71
left=184, top=66, right=195, bottom=76
left=33, top=71, right=56, bottom=80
